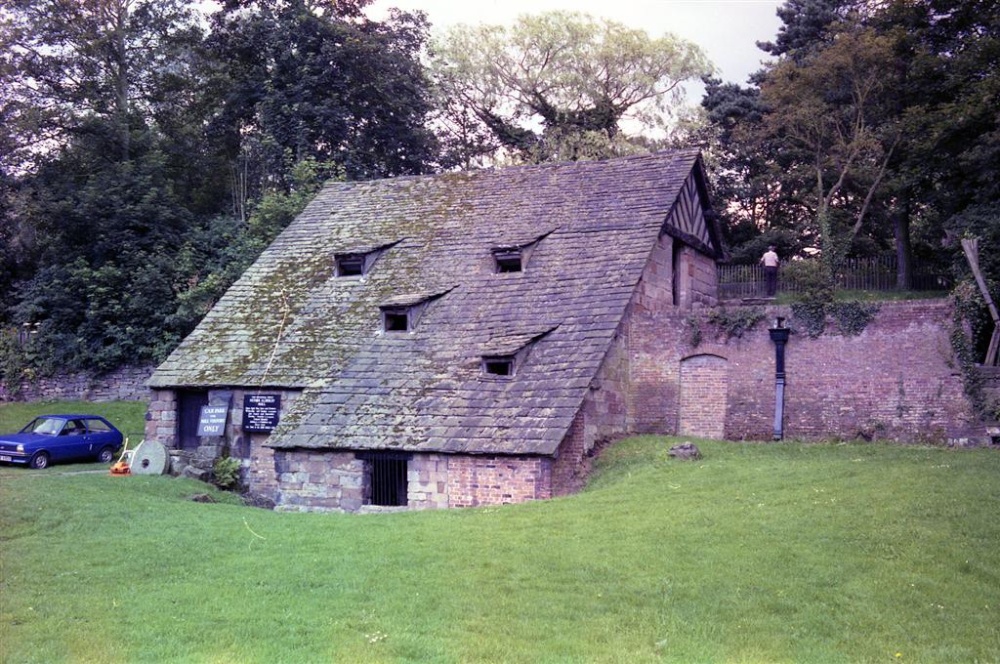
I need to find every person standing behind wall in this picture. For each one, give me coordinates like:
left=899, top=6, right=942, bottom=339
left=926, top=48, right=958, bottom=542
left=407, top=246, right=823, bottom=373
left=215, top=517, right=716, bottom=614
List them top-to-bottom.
left=761, top=245, right=780, bottom=297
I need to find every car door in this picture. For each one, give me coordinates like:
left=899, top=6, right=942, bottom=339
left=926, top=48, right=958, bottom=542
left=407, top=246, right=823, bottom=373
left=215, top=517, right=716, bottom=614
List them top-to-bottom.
left=82, top=418, right=117, bottom=458
left=55, top=419, right=91, bottom=461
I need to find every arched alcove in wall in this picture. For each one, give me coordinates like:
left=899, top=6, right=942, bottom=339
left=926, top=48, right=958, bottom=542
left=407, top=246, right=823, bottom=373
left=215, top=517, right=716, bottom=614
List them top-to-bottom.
left=678, top=354, right=729, bottom=439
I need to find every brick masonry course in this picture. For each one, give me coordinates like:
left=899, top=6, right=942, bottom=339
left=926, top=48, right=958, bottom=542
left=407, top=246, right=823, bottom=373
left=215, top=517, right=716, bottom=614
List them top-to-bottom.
left=627, top=299, right=978, bottom=443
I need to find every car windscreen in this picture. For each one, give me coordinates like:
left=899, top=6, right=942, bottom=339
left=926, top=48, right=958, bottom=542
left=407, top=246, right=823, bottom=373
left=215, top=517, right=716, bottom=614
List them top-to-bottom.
left=23, top=417, right=65, bottom=436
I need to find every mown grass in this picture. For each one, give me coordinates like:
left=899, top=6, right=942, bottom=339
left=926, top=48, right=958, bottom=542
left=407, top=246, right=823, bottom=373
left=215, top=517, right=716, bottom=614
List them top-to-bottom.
left=2, top=434, right=1000, bottom=663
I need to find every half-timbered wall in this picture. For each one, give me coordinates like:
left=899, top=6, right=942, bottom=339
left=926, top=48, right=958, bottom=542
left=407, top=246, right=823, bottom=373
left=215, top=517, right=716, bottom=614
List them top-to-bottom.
left=665, top=173, right=713, bottom=252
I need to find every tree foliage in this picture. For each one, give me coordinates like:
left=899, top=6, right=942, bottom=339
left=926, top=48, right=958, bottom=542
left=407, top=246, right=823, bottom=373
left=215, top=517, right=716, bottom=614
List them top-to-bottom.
left=0, top=0, right=441, bottom=382
left=205, top=0, right=438, bottom=187
left=703, top=0, right=999, bottom=298
left=430, top=11, right=713, bottom=165
left=759, top=21, right=902, bottom=275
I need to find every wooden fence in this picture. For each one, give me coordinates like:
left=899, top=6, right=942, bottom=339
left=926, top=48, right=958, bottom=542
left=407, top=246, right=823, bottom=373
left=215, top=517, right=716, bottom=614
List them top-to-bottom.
left=718, top=256, right=948, bottom=299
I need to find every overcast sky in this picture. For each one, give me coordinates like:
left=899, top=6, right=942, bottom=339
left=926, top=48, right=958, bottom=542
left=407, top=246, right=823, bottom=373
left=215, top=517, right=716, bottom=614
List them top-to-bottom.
left=366, top=0, right=784, bottom=102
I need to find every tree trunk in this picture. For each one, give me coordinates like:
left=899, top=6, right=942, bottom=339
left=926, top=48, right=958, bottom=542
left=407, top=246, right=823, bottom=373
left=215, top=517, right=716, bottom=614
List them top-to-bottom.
left=894, top=198, right=912, bottom=290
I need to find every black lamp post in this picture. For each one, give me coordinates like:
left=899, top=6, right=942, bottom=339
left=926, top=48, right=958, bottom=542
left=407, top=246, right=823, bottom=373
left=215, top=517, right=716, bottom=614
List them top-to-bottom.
left=768, top=317, right=791, bottom=440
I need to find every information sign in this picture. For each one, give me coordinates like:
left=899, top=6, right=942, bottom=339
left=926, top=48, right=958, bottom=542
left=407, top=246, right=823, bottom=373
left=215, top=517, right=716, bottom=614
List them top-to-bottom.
left=243, top=394, right=281, bottom=432
left=197, top=405, right=229, bottom=437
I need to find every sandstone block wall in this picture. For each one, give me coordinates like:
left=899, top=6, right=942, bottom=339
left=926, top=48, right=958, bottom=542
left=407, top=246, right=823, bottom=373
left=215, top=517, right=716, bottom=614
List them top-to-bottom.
left=2, top=365, right=153, bottom=405
left=272, top=450, right=552, bottom=512
left=273, top=450, right=364, bottom=512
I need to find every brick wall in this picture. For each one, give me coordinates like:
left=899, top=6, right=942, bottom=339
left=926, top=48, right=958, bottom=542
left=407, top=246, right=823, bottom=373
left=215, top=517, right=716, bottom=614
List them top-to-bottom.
left=627, top=300, right=978, bottom=443
left=677, top=354, right=728, bottom=438
left=447, top=454, right=552, bottom=507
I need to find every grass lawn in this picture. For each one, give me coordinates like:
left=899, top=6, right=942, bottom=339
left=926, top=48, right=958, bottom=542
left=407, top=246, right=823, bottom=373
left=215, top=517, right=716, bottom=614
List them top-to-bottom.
left=2, top=429, right=999, bottom=662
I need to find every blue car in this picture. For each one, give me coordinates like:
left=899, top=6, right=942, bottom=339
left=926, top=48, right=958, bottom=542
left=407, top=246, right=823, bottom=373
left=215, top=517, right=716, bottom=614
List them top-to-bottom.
left=0, top=415, right=124, bottom=469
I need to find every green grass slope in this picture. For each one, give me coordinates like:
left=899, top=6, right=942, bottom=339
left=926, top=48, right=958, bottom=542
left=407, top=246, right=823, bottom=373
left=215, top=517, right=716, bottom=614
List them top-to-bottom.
left=2, top=436, right=999, bottom=663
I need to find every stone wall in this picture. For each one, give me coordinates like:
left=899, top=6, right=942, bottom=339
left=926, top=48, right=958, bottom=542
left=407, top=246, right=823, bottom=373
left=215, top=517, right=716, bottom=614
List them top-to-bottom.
left=633, top=234, right=675, bottom=312
left=687, top=248, right=719, bottom=308
left=627, top=299, right=979, bottom=443
left=2, top=365, right=154, bottom=403
left=977, top=366, right=1000, bottom=405
left=146, top=387, right=303, bottom=485
left=145, top=389, right=178, bottom=446
left=272, top=449, right=553, bottom=512
left=273, top=450, right=365, bottom=512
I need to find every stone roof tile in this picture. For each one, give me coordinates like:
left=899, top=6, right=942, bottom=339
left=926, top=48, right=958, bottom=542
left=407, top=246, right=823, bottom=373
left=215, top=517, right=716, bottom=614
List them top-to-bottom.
left=150, top=150, right=715, bottom=455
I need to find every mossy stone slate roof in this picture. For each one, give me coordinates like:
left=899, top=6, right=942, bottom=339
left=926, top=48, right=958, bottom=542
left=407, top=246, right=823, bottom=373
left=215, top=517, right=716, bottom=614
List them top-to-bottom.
left=150, top=150, right=718, bottom=456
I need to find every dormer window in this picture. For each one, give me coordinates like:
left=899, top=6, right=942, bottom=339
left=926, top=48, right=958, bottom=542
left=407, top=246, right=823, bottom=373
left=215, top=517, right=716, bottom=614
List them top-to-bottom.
left=491, top=229, right=553, bottom=274
left=334, top=240, right=402, bottom=278
left=493, top=249, right=523, bottom=273
left=335, top=253, right=366, bottom=277
left=378, top=288, right=453, bottom=334
left=382, top=307, right=411, bottom=332
left=481, top=326, right=557, bottom=379
left=482, top=355, right=515, bottom=377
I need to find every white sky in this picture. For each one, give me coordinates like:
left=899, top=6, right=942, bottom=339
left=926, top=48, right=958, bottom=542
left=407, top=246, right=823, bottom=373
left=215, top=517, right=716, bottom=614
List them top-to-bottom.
left=366, top=0, right=783, bottom=102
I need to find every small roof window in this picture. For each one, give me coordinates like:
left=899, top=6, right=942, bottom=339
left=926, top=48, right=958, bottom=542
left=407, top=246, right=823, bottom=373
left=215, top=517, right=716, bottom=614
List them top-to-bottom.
left=490, top=229, right=553, bottom=274
left=334, top=240, right=402, bottom=278
left=493, top=249, right=523, bottom=273
left=335, top=254, right=366, bottom=277
left=378, top=288, right=453, bottom=334
left=382, top=308, right=411, bottom=333
left=480, top=326, right=557, bottom=379
left=482, top=355, right=515, bottom=377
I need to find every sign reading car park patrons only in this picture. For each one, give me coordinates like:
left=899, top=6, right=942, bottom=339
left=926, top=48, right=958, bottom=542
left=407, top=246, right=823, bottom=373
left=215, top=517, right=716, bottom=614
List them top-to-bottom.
left=243, top=394, right=281, bottom=432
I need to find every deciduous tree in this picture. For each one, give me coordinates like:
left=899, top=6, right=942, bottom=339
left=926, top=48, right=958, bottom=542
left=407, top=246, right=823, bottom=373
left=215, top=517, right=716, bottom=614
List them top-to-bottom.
left=430, top=11, right=713, bottom=165
left=759, top=21, right=902, bottom=276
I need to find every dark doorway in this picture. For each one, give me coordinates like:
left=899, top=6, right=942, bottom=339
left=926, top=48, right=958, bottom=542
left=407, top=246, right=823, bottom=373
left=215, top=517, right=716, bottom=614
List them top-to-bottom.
left=672, top=241, right=683, bottom=306
left=177, top=390, right=208, bottom=450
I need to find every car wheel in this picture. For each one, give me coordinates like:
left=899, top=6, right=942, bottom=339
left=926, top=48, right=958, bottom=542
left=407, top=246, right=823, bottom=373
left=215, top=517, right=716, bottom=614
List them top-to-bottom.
left=97, top=446, right=116, bottom=464
left=29, top=452, right=50, bottom=469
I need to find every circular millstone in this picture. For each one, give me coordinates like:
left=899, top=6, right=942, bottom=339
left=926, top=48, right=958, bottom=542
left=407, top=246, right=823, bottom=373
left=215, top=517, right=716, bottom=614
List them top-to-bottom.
left=130, top=440, right=169, bottom=475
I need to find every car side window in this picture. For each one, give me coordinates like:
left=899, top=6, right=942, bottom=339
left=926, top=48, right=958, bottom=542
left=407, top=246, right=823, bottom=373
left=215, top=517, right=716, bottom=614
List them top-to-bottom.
left=85, top=419, right=112, bottom=433
left=61, top=420, right=86, bottom=436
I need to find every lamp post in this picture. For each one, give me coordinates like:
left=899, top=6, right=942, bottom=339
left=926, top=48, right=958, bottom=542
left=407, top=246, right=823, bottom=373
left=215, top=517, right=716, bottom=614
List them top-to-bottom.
left=769, top=317, right=791, bottom=440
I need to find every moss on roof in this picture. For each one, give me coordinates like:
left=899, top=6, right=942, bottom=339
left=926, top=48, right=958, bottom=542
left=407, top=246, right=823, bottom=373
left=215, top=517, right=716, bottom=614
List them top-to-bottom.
left=150, top=150, right=718, bottom=455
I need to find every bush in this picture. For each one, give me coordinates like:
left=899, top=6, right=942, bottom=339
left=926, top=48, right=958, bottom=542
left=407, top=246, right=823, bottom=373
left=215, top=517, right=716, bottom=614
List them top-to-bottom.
left=212, top=456, right=242, bottom=491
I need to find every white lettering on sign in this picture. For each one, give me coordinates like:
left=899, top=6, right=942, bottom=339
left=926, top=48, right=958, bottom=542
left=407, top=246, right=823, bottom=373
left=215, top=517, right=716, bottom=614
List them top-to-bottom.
left=198, top=405, right=229, bottom=437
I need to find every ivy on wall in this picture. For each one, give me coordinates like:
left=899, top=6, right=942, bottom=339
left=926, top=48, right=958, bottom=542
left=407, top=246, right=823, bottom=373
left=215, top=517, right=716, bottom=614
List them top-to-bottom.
left=951, top=280, right=1000, bottom=421
left=790, top=290, right=880, bottom=338
left=687, top=307, right=766, bottom=347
